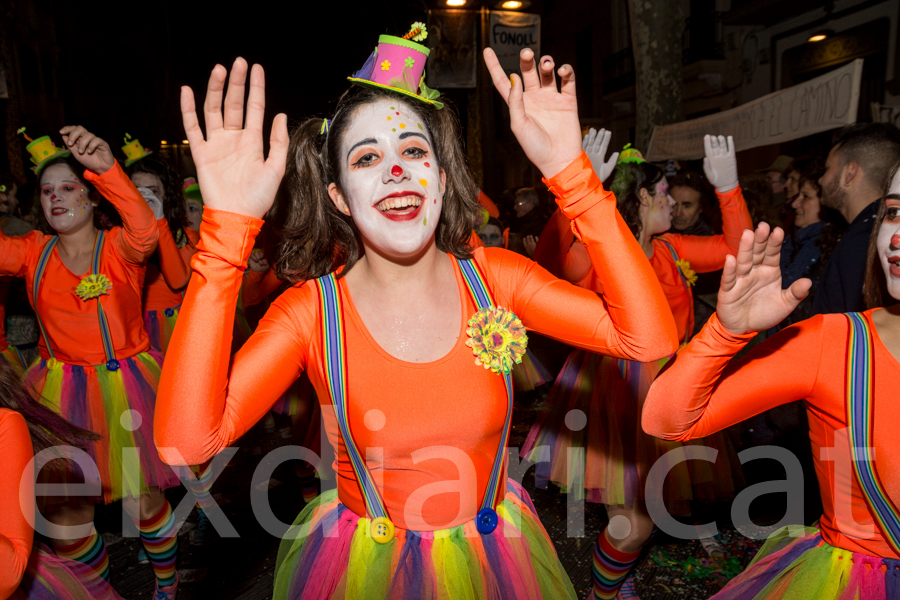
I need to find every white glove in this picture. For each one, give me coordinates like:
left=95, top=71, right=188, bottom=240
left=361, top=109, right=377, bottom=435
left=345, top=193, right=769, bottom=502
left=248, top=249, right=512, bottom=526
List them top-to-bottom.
left=582, top=128, right=620, bottom=182
left=703, top=135, right=739, bottom=193
left=137, top=187, right=165, bottom=220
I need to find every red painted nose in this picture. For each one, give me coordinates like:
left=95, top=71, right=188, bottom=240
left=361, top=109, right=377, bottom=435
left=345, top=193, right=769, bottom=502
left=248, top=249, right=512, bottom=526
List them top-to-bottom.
left=391, top=165, right=403, bottom=177
left=893, top=234, right=900, bottom=248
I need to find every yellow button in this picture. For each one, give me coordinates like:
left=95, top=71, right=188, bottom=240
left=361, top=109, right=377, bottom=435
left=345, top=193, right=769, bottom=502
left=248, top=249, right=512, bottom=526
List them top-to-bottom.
left=369, top=517, right=395, bottom=544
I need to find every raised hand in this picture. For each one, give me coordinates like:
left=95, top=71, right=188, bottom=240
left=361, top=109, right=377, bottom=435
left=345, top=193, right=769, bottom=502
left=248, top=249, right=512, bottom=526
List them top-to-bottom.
left=484, top=47, right=582, bottom=179
left=181, top=58, right=289, bottom=219
left=60, top=126, right=115, bottom=175
left=582, top=128, right=619, bottom=182
left=703, top=135, right=739, bottom=193
left=137, top=187, right=165, bottom=220
left=717, top=223, right=811, bottom=335
left=248, top=249, right=270, bottom=273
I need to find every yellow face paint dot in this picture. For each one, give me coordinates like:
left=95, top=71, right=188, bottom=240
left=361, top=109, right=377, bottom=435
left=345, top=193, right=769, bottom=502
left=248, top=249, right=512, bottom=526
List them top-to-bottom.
left=387, top=116, right=392, bottom=121
left=399, top=123, right=406, bottom=129
left=419, top=179, right=428, bottom=186
left=423, top=217, right=427, bottom=226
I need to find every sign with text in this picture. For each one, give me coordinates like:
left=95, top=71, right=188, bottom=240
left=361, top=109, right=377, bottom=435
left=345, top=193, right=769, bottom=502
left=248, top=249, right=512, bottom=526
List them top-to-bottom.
left=489, top=11, right=541, bottom=75
left=646, top=59, right=863, bottom=161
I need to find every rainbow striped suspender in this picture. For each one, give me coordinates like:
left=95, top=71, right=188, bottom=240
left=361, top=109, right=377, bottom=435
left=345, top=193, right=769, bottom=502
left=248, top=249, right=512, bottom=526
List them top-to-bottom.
left=33, top=231, right=119, bottom=370
left=315, top=258, right=514, bottom=543
left=845, top=312, right=900, bottom=555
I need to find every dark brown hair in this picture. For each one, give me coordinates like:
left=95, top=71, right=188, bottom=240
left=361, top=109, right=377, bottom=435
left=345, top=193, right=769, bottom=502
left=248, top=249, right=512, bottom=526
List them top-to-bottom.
left=275, top=86, right=479, bottom=283
left=126, top=155, right=190, bottom=241
left=31, top=156, right=121, bottom=234
left=863, top=159, right=900, bottom=308
left=610, top=161, right=665, bottom=239
left=0, top=361, right=99, bottom=472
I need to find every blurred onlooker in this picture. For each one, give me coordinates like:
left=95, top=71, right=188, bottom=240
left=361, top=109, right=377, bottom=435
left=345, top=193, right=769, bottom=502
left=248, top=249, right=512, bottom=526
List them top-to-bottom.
left=813, top=122, right=900, bottom=315
left=760, top=154, right=792, bottom=201
left=781, top=156, right=822, bottom=229
left=773, top=161, right=843, bottom=329
left=669, top=171, right=718, bottom=235
left=738, top=173, right=783, bottom=229
left=0, top=175, right=31, bottom=236
left=510, top=187, right=548, bottom=238
left=478, top=216, right=505, bottom=248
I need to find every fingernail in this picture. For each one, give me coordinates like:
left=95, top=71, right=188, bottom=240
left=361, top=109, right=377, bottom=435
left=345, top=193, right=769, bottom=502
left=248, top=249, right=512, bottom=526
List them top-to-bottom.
left=543, top=59, right=551, bottom=64
left=510, top=74, right=515, bottom=86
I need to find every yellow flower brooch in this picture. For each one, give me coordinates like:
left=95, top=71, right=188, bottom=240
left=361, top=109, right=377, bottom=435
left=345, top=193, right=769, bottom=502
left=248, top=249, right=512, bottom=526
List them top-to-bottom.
left=675, top=259, right=698, bottom=287
left=75, top=274, right=112, bottom=300
left=465, top=307, right=527, bottom=375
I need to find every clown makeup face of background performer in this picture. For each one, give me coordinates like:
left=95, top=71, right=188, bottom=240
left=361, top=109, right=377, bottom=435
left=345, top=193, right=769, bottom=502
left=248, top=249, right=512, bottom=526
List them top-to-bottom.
left=328, top=99, right=446, bottom=260
left=39, top=162, right=98, bottom=235
left=877, top=169, right=900, bottom=300
left=640, top=177, right=675, bottom=238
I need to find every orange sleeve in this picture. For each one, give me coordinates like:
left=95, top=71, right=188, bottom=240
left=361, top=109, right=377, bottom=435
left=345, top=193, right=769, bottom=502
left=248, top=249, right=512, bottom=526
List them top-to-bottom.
left=521, top=151, right=677, bottom=359
left=84, top=161, right=158, bottom=264
left=666, top=187, right=752, bottom=273
left=476, top=189, right=500, bottom=218
left=155, top=209, right=314, bottom=465
left=155, top=219, right=192, bottom=290
left=469, top=230, right=485, bottom=249
left=0, top=231, right=43, bottom=278
left=242, top=268, right=282, bottom=308
left=642, top=313, right=825, bottom=441
left=0, top=410, right=34, bottom=598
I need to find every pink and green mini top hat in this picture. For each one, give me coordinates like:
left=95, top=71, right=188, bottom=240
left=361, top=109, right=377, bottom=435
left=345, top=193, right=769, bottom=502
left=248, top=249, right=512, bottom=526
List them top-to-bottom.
left=348, top=22, right=443, bottom=109
left=19, top=128, right=71, bottom=176
left=121, top=133, right=152, bottom=167
left=183, top=177, right=202, bottom=204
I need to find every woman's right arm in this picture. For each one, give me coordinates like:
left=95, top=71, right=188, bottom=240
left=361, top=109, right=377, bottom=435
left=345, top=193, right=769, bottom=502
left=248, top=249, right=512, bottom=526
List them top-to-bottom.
left=154, top=210, right=312, bottom=465
left=0, top=231, right=40, bottom=278
left=0, top=411, right=35, bottom=598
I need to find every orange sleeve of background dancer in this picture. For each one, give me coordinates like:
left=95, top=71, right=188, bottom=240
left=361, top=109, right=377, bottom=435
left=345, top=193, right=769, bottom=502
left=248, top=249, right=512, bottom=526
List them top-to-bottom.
left=154, top=153, right=677, bottom=465
left=84, top=161, right=159, bottom=264
left=662, top=187, right=752, bottom=273
left=476, top=189, right=500, bottom=218
left=155, top=218, right=192, bottom=290
left=242, top=268, right=282, bottom=308
left=642, top=312, right=824, bottom=441
left=0, top=409, right=34, bottom=598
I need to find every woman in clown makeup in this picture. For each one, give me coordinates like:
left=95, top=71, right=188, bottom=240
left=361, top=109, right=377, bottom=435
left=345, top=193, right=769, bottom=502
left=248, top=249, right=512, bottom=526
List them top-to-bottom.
left=155, top=24, right=678, bottom=599
left=0, top=127, right=181, bottom=598
left=641, top=164, right=900, bottom=599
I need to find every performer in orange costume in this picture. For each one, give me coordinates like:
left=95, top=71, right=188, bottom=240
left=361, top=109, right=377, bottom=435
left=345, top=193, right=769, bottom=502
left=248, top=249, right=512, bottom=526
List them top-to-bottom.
left=155, top=31, right=677, bottom=599
left=3, top=127, right=180, bottom=599
left=126, top=155, right=201, bottom=355
left=641, top=167, right=900, bottom=598
left=0, top=360, right=124, bottom=600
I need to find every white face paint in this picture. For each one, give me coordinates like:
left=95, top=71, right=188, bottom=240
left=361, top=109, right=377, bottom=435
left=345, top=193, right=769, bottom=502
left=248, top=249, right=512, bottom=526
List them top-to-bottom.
left=332, top=99, right=445, bottom=259
left=39, top=162, right=97, bottom=234
left=877, top=169, right=900, bottom=301
left=643, top=178, right=676, bottom=237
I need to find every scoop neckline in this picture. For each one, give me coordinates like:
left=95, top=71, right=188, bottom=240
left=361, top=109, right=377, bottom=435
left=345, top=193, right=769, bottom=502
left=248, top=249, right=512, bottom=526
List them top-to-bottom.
left=339, top=255, right=472, bottom=369
left=866, top=309, right=900, bottom=372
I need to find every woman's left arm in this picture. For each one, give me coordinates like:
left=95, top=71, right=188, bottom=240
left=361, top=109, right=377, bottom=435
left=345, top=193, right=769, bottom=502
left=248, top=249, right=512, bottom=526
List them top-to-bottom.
left=61, top=126, right=158, bottom=263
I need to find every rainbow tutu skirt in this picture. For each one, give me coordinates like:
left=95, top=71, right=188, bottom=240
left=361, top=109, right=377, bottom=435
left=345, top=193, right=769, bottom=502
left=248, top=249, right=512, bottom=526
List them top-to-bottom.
left=142, top=307, right=180, bottom=355
left=521, top=350, right=744, bottom=514
left=25, top=351, right=180, bottom=504
left=273, top=479, right=577, bottom=600
left=711, top=526, right=900, bottom=599
left=11, top=542, right=123, bottom=600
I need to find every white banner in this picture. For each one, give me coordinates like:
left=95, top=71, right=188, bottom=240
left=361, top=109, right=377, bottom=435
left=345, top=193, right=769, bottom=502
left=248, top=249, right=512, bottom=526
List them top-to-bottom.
left=489, top=11, right=540, bottom=75
left=646, top=59, right=863, bottom=161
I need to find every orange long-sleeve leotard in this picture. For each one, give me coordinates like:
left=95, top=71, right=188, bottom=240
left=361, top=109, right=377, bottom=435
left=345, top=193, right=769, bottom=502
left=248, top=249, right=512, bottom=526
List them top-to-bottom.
left=156, top=153, right=678, bottom=530
left=0, top=162, right=158, bottom=366
left=652, top=188, right=751, bottom=341
left=143, top=219, right=200, bottom=312
left=643, top=310, right=900, bottom=559
left=0, top=409, right=35, bottom=599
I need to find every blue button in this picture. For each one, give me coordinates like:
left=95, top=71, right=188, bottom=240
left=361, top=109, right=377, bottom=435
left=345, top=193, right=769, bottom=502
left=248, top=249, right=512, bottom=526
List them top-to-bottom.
left=164, top=308, right=175, bottom=317
left=106, top=359, right=120, bottom=371
left=476, top=508, right=498, bottom=534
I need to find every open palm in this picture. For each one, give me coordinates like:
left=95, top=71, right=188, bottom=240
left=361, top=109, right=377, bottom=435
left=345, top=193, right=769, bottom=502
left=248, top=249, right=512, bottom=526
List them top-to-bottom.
left=484, top=48, right=582, bottom=179
left=181, top=58, right=288, bottom=219
left=717, top=223, right=812, bottom=335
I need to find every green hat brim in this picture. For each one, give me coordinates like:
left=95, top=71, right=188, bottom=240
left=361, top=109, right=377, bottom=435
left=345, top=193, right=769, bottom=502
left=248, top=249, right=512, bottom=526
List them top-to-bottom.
left=347, top=77, right=443, bottom=110
left=32, top=150, right=72, bottom=177
left=125, top=150, right=153, bottom=167
left=184, top=186, right=203, bottom=203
